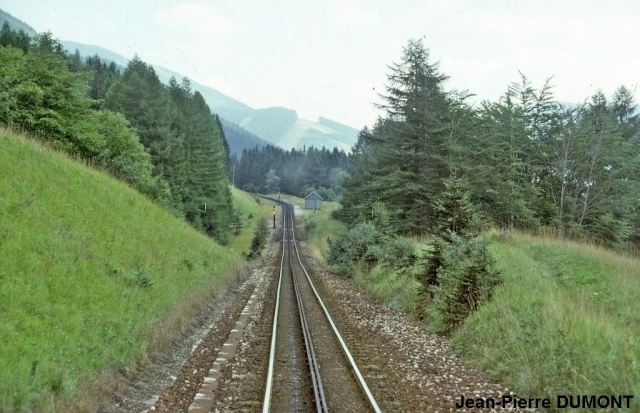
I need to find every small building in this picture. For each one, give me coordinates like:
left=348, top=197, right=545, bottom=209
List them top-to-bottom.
left=304, top=191, right=323, bottom=210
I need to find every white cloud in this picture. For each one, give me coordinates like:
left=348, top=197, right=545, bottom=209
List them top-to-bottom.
left=144, top=2, right=242, bottom=84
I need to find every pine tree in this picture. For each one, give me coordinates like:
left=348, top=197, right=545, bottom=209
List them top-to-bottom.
left=374, top=39, right=452, bottom=232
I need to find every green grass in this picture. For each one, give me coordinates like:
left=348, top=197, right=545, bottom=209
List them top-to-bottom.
left=0, top=131, right=242, bottom=412
left=228, top=188, right=272, bottom=256
left=452, top=232, right=640, bottom=408
left=352, top=264, right=421, bottom=314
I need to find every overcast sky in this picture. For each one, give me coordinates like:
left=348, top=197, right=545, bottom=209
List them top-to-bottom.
left=3, top=0, right=639, bottom=129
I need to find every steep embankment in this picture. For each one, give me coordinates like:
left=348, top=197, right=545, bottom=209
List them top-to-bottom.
left=0, top=130, right=242, bottom=411
left=453, top=233, right=640, bottom=403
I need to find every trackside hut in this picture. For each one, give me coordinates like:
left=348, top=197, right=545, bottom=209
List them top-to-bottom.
left=304, top=191, right=323, bottom=210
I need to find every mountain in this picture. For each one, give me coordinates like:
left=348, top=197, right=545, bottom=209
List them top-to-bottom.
left=2, top=4, right=358, bottom=154
left=0, top=9, right=37, bottom=36
left=60, top=40, right=358, bottom=153
left=219, top=118, right=268, bottom=156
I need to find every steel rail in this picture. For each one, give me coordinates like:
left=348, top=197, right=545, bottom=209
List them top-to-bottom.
left=263, top=201, right=381, bottom=413
left=261, top=203, right=286, bottom=413
left=263, top=204, right=328, bottom=412
left=288, top=204, right=329, bottom=412
left=289, top=205, right=382, bottom=413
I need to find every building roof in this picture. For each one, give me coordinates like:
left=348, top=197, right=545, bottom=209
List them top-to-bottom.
left=304, top=191, right=323, bottom=200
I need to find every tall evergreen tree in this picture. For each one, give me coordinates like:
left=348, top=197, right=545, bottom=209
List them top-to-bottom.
left=341, top=39, right=467, bottom=234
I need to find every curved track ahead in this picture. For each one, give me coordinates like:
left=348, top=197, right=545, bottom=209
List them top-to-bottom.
left=262, top=202, right=381, bottom=413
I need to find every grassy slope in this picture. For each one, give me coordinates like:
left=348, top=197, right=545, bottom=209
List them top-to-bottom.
left=0, top=131, right=242, bottom=411
left=228, top=188, right=273, bottom=256
left=299, top=204, right=639, bottom=404
left=453, top=232, right=640, bottom=403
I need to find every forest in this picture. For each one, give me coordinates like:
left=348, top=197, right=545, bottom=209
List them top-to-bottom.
left=0, top=23, right=236, bottom=244
left=232, top=39, right=639, bottom=253
left=320, top=39, right=640, bottom=331
left=338, top=39, right=640, bottom=250
left=233, top=144, right=349, bottom=200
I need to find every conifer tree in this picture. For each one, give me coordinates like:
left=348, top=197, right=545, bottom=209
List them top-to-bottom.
left=374, top=39, right=452, bottom=233
left=419, top=177, right=500, bottom=330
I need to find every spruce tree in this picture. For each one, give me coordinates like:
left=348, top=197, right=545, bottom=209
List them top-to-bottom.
left=374, top=39, right=452, bottom=233
left=420, top=177, right=500, bottom=331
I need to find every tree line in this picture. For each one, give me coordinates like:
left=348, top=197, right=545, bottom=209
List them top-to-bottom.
left=0, top=24, right=235, bottom=244
left=327, top=39, right=639, bottom=330
left=340, top=39, right=640, bottom=250
left=233, top=144, right=349, bottom=200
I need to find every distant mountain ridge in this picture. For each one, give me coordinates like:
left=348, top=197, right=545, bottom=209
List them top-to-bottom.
left=1, top=6, right=358, bottom=154
left=0, top=9, right=37, bottom=36
left=60, top=41, right=358, bottom=153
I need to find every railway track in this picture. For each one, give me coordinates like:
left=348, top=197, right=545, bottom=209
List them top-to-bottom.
left=128, top=197, right=509, bottom=412
left=263, top=202, right=381, bottom=413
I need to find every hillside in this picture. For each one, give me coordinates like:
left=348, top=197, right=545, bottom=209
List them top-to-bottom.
left=0, top=9, right=36, bottom=36
left=60, top=40, right=358, bottom=152
left=239, top=108, right=358, bottom=152
left=278, top=117, right=356, bottom=152
left=219, top=118, right=268, bottom=156
left=0, top=130, right=242, bottom=411
left=301, top=201, right=640, bottom=406
left=454, top=232, right=640, bottom=403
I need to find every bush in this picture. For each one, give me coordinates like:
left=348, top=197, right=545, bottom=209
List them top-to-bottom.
left=419, top=177, right=501, bottom=332
left=243, top=183, right=260, bottom=194
left=315, top=186, right=337, bottom=202
left=248, top=219, right=269, bottom=258
left=304, top=219, right=317, bottom=234
left=327, top=222, right=386, bottom=274
left=424, top=233, right=501, bottom=332
left=382, top=236, right=417, bottom=269
left=364, top=244, right=384, bottom=264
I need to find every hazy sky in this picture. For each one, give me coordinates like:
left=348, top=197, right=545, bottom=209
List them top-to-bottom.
left=3, top=0, right=639, bottom=129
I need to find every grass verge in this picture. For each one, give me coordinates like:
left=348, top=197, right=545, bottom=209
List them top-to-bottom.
left=0, top=131, right=242, bottom=412
left=228, top=188, right=272, bottom=256
left=297, top=201, right=639, bottom=405
left=452, top=231, right=640, bottom=406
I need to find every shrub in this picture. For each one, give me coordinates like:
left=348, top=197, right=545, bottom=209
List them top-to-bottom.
left=419, top=177, right=501, bottom=332
left=243, top=183, right=260, bottom=193
left=248, top=218, right=269, bottom=258
left=304, top=219, right=317, bottom=234
left=327, top=222, right=386, bottom=274
left=424, top=233, right=501, bottom=332
left=382, top=236, right=417, bottom=270
left=364, top=244, right=384, bottom=264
